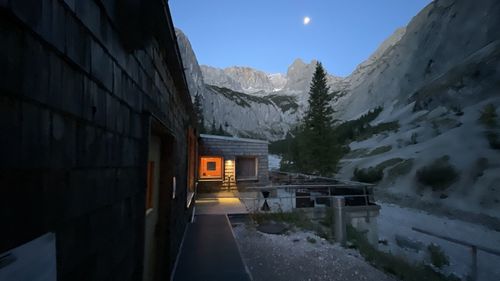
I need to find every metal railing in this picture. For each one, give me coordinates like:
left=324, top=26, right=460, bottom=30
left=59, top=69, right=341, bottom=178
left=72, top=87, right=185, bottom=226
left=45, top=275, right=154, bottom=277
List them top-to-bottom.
left=198, top=171, right=377, bottom=213
left=412, top=227, right=500, bottom=281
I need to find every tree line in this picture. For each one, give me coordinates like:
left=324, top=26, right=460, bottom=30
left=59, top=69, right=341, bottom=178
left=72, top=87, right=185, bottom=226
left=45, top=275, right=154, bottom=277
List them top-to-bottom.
left=193, top=93, right=231, bottom=136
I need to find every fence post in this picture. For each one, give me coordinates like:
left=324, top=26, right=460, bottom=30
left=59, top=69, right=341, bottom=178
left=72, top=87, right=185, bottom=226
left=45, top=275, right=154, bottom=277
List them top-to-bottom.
left=331, top=196, right=346, bottom=246
left=471, top=246, right=477, bottom=281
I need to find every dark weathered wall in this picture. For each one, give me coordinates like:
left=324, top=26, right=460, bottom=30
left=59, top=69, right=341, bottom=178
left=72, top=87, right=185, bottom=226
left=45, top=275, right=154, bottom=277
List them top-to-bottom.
left=0, top=0, right=194, bottom=280
left=199, top=135, right=269, bottom=191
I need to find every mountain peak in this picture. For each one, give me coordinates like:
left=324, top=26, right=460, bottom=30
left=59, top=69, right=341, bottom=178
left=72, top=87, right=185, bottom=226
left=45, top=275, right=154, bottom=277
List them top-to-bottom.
left=287, top=58, right=319, bottom=75
left=291, top=58, right=306, bottom=66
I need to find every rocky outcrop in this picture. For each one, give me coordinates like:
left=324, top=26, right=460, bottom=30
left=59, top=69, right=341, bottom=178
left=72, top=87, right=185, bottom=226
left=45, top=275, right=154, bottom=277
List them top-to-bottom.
left=333, top=0, right=500, bottom=218
left=334, top=0, right=500, bottom=120
left=176, top=29, right=297, bottom=140
left=201, top=58, right=342, bottom=97
left=200, top=65, right=276, bottom=94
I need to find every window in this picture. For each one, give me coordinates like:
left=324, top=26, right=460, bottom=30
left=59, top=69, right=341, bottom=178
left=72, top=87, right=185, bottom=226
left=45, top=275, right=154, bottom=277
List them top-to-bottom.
left=199, top=156, right=223, bottom=180
left=236, top=157, right=258, bottom=180
left=207, top=162, right=216, bottom=170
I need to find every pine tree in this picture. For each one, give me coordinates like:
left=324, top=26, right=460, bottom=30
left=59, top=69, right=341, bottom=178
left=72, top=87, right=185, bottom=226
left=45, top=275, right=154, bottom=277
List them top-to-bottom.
left=300, top=62, right=338, bottom=175
left=193, top=93, right=205, bottom=133
left=210, top=119, right=217, bottom=134
left=217, top=124, right=225, bottom=136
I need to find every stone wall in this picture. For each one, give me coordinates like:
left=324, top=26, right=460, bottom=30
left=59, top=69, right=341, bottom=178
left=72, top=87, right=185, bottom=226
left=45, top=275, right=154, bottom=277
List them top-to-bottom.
left=0, top=1, right=194, bottom=280
left=199, top=135, right=269, bottom=191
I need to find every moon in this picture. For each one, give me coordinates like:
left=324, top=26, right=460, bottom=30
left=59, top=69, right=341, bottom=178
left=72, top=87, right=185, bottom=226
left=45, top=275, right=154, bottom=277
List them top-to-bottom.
left=303, top=16, right=311, bottom=25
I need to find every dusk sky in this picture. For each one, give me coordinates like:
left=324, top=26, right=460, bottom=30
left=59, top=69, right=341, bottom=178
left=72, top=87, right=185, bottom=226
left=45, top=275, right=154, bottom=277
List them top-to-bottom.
left=170, top=0, right=432, bottom=77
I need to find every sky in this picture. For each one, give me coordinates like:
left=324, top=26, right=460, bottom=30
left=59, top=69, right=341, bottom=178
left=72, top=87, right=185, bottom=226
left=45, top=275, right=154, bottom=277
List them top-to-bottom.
left=170, top=0, right=432, bottom=77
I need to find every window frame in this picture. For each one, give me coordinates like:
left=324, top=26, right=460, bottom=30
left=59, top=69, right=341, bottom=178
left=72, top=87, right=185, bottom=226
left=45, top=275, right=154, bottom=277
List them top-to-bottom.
left=199, top=156, right=224, bottom=181
left=236, top=156, right=259, bottom=181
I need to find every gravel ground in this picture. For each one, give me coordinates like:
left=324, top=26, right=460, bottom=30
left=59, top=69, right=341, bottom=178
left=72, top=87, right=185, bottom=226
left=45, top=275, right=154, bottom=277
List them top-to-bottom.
left=233, top=224, right=397, bottom=281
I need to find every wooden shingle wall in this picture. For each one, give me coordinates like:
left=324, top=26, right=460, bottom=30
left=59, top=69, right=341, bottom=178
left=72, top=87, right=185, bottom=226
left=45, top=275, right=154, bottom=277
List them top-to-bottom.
left=0, top=1, right=194, bottom=280
left=199, top=136, right=269, bottom=191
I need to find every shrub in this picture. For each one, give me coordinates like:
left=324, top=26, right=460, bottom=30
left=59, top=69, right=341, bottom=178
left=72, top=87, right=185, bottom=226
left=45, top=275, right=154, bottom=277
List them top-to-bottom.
left=479, top=103, right=497, bottom=127
left=451, top=104, right=464, bottom=116
left=355, top=121, right=400, bottom=141
left=431, top=121, right=441, bottom=136
left=486, top=131, right=500, bottom=150
left=410, top=132, right=418, bottom=144
left=367, top=145, right=392, bottom=156
left=345, top=148, right=370, bottom=158
left=416, top=156, right=459, bottom=191
left=473, top=157, right=489, bottom=180
left=352, top=158, right=403, bottom=183
left=376, top=158, right=404, bottom=170
left=388, top=159, right=414, bottom=178
left=353, top=167, right=384, bottom=183
left=320, top=207, right=335, bottom=228
left=251, top=210, right=310, bottom=229
left=347, top=225, right=460, bottom=281
left=306, top=236, right=317, bottom=244
left=428, top=244, right=449, bottom=269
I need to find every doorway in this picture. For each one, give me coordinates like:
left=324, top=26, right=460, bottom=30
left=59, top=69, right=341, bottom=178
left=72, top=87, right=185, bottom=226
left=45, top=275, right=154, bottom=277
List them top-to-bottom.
left=143, top=118, right=176, bottom=281
left=143, top=135, right=161, bottom=281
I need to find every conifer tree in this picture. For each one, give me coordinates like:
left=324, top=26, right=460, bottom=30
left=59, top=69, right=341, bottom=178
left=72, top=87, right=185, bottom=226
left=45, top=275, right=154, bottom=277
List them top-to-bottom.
left=299, top=62, right=338, bottom=175
left=193, top=93, right=205, bottom=133
left=210, top=119, right=217, bottom=134
left=217, top=124, right=225, bottom=136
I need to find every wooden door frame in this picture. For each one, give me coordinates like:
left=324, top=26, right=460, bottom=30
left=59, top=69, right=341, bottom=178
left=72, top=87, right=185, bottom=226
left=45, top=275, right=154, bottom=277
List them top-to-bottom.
left=144, top=114, right=177, bottom=281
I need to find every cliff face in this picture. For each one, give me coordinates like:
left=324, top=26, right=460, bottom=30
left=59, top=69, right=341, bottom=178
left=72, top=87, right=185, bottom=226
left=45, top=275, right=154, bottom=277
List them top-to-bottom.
left=333, top=0, right=500, bottom=120
left=333, top=0, right=500, bottom=218
left=175, top=29, right=297, bottom=140
left=201, top=65, right=276, bottom=94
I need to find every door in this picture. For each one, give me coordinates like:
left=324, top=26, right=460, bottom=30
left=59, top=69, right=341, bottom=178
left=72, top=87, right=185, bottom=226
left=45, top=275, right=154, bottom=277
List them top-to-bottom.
left=143, top=135, right=161, bottom=281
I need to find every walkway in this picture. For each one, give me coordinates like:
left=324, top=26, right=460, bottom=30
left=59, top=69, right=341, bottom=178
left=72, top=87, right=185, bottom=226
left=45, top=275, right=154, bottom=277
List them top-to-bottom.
left=195, top=191, right=251, bottom=215
left=172, top=215, right=251, bottom=281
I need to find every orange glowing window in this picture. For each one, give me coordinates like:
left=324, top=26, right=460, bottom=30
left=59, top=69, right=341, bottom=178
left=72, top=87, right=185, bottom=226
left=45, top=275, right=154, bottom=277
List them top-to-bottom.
left=199, top=156, right=223, bottom=179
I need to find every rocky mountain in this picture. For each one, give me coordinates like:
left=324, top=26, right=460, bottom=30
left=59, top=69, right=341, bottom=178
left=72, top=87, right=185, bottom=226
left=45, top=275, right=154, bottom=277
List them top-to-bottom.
left=332, top=0, right=500, bottom=219
left=333, top=0, right=500, bottom=122
left=175, top=29, right=299, bottom=140
left=201, top=58, right=342, bottom=97
left=201, top=65, right=276, bottom=94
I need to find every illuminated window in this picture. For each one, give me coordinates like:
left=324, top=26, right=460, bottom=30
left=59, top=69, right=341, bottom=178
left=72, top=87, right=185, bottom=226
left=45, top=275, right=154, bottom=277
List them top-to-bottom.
left=199, top=156, right=223, bottom=180
left=236, top=157, right=258, bottom=180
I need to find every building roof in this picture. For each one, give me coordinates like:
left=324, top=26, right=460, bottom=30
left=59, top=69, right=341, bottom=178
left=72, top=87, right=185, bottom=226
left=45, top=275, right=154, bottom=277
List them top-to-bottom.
left=200, top=134, right=269, bottom=144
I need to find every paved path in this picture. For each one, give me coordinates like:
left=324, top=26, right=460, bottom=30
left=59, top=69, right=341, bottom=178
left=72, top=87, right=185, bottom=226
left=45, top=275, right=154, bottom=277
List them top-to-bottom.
left=195, top=191, right=249, bottom=215
left=173, top=215, right=251, bottom=281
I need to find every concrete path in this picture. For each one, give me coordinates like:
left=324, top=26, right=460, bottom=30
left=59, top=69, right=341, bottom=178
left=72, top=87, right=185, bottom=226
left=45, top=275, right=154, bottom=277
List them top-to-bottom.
left=195, top=191, right=249, bottom=215
left=173, top=215, right=251, bottom=281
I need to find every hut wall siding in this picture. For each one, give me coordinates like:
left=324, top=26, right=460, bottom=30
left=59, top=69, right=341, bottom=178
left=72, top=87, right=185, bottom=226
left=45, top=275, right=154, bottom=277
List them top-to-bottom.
left=0, top=1, right=194, bottom=280
left=198, top=136, right=269, bottom=191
